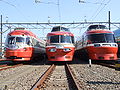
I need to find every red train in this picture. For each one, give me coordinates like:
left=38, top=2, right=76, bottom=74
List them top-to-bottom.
left=75, top=25, right=118, bottom=61
left=46, top=26, right=75, bottom=61
left=4, top=28, right=46, bottom=62
left=113, top=29, right=120, bottom=58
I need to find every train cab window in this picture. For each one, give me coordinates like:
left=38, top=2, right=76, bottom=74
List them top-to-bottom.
left=87, top=25, right=107, bottom=31
left=51, top=26, right=70, bottom=32
left=88, top=33, right=115, bottom=43
left=105, top=34, right=115, bottom=43
left=49, top=35, right=74, bottom=43
left=50, top=35, right=59, bottom=43
left=61, top=35, right=70, bottom=43
left=61, top=35, right=73, bottom=43
left=7, top=37, right=24, bottom=44
left=7, top=37, right=15, bottom=44
left=16, top=37, right=24, bottom=43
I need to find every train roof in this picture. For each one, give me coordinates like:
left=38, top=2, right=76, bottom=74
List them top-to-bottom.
left=87, top=25, right=108, bottom=31
left=51, top=26, right=70, bottom=32
left=7, top=28, right=46, bottom=44
left=8, top=28, right=36, bottom=37
left=8, top=28, right=46, bottom=43
left=86, top=29, right=113, bottom=34
left=47, top=31, right=74, bottom=37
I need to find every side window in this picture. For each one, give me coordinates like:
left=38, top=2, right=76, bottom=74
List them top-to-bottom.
left=71, top=36, right=74, bottom=43
left=82, top=36, right=84, bottom=46
left=84, top=36, right=87, bottom=45
left=26, top=37, right=31, bottom=45
left=34, top=39, right=37, bottom=47
left=36, top=41, right=40, bottom=47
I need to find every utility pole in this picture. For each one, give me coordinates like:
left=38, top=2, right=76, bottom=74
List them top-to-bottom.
left=108, top=11, right=111, bottom=30
left=0, top=15, right=2, bottom=54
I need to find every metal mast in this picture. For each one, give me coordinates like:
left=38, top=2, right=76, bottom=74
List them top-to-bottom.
left=108, top=11, right=111, bottom=30
left=0, top=15, right=2, bottom=53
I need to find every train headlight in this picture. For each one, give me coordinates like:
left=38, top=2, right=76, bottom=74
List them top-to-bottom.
left=94, top=44, right=101, bottom=47
left=112, top=44, right=117, bottom=47
left=7, top=45, right=19, bottom=49
left=14, top=46, right=19, bottom=49
left=4, top=47, right=6, bottom=51
left=23, top=47, right=27, bottom=51
left=49, top=48, right=56, bottom=52
left=63, top=48, right=71, bottom=52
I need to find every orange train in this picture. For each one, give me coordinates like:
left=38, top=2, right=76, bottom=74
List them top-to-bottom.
left=75, top=25, right=118, bottom=61
left=46, top=26, right=75, bottom=61
left=4, top=28, right=46, bottom=62
left=113, top=29, right=120, bottom=58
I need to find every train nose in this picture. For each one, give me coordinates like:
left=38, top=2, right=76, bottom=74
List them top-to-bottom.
left=93, top=54, right=117, bottom=60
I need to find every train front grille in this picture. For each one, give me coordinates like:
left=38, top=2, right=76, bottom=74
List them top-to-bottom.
left=7, top=56, right=22, bottom=59
left=98, top=57, right=104, bottom=59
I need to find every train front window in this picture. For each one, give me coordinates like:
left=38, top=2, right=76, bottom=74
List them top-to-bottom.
left=88, top=25, right=107, bottom=31
left=51, top=26, right=70, bottom=32
left=88, top=33, right=115, bottom=43
left=105, top=34, right=115, bottom=43
left=50, top=35, right=74, bottom=43
left=50, top=35, right=59, bottom=43
left=61, top=35, right=71, bottom=43
left=7, top=37, right=25, bottom=44
left=7, top=37, right=15, bottom=44
left=16, top=37, right=24, bottom=43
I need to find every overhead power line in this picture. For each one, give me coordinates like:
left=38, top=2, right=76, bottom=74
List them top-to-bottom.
left=0, top=0, right=16, bottom=8
left=35, top=0, right=62, bottom=22
left=35, top=0, right=58, bottom=5
left=57, top=0, right=61, bottom=22
left=79, top=0, right=106, bottom=5
left=89, top=0, right=112, bottom=21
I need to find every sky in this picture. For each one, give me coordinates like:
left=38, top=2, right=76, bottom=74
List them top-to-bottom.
left=0, top=0, right=120, bottom=42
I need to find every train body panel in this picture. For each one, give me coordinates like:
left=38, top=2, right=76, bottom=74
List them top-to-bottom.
left=76, top=25, right=118, bottom=61
left=46, top=26, right=75, bottom=61
left=4, top=28, right=46, bottom=61
left=113, top=29, right=120, bottom=57
left=46, top=44, right=75, bottom=61
left=86, top=45, right=117, bottom=60
left=5, top=47, right=33, bottom=61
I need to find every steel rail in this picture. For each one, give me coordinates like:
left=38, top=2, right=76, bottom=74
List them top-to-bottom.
left=0, top=59, right=5, bottom=61
left=98, top=63, right=116, bottom=69
left=0, top=64, right=23, bottom=71
left=0, top=64, right=7, bottom=67
left=31, top=64, right=56, bottom=90
left=65, top=64, right=83, bottom=90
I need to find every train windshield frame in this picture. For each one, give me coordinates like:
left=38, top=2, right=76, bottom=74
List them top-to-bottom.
left=87, top=25, right=107, bottom=31
left=51, top=26, right=70, bottom=32
left=87, top=33, right=115, bottom=43
left=49, top=35, right=74, bottom=43
left=6, top=36, right=25, bottom=44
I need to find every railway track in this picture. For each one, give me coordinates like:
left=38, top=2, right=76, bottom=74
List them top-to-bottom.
left=0, top=58, right=119, bottom=90
left=0, top=59, right=5, bottom=61
left=0, top=63, right=50, bottom=89
left=97, top=63, right=116, bottom=69
left=0, top=64, right=23, bottom=71
left=0, top=64, right=7, bottom=67
left=31, top=64, right=83, bottom=90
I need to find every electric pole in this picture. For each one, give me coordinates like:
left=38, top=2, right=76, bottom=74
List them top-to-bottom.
left=108, top=11, right=111, bottom=30
left=0, top=15, right=2, bottom=55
